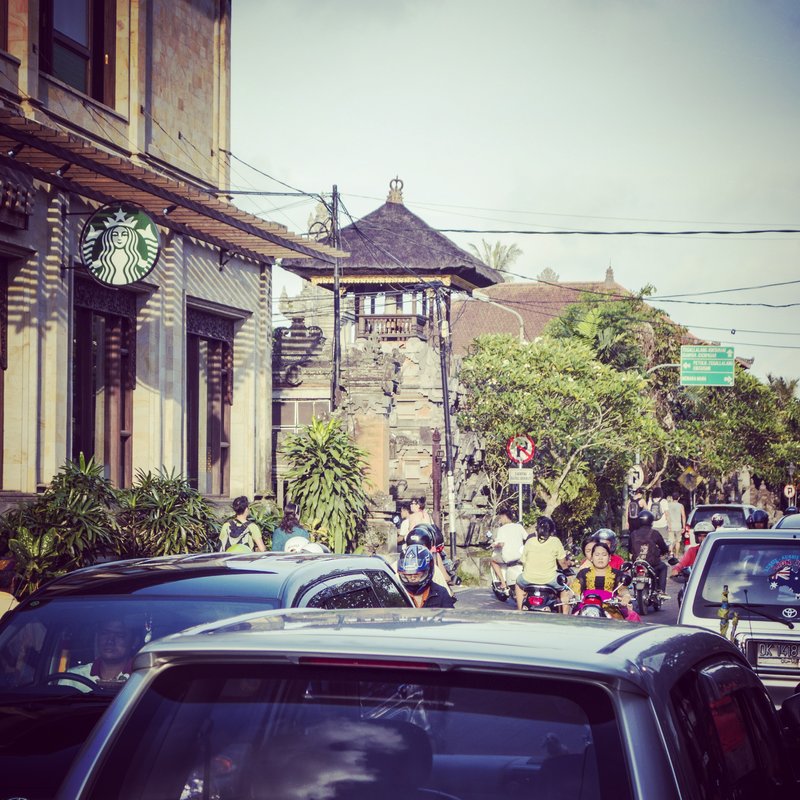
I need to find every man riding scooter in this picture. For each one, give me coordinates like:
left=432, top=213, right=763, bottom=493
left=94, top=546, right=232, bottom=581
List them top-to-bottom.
left=490, top=507, right=526, bottom=599
left=516, top=516, right=572, bottom=613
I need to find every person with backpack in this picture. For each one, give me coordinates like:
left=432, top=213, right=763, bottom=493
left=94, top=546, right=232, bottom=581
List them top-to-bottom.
left=649, top=488, right=670, bottom=543
left=627, top=490, right=645, bottom=533
left=219, top=496, right=266, bottom=553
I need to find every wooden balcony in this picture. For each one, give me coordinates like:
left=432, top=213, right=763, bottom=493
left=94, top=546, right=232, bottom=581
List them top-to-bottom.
left=357, top=313, right=427, bottom=341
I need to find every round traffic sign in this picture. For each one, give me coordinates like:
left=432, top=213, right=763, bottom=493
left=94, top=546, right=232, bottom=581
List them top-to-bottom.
left=506, top=434, right=536, bottom=464
left=626, top=464, right=644, bottom=490
left=785, top=484, right=796, bottom=499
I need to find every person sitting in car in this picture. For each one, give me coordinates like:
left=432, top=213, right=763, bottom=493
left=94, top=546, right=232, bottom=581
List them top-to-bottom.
left=63, top=618, right=141, bottom=690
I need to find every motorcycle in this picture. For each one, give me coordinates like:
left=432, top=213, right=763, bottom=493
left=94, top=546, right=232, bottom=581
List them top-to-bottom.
left=624, top=557, right=677, bottom=616
left=491, top=559, right=521, bottom=603
left=670, top=566, right=691, bottom=608
left=516, top=572, right=572, bottom=612
left=572, top=576, right=640, bottom=622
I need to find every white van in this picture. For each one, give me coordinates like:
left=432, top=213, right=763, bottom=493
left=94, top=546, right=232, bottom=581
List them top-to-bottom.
left=678, top=528, right=800, bottom=706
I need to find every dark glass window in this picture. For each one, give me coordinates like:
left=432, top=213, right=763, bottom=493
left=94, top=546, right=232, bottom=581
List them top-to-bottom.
left=39, top=0, right=116, bottom=104
left=72, top=308, right=133, bottom=487
left=186, top=336, right=231, bottom=496
left=367, top=569, right=411, bottom=607
left=304, top=577, right=381, bottom=610
left=670, top=658, right=786, bottom=798
left=83, top=665, right=631, bottom=800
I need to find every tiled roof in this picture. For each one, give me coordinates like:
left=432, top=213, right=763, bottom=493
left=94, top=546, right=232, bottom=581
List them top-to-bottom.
left=451, top=279, right=629, bottom=355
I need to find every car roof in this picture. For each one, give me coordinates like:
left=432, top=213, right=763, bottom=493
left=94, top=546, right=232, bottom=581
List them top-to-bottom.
left=690, top=504, right=754, bottom=512
left=774, top=513, right=800, bottom=529
left=700, top=528, right=800, bottom=541
left=17, top=552, right=395, bottom=602
left=133, top=608, right=745, bottom=699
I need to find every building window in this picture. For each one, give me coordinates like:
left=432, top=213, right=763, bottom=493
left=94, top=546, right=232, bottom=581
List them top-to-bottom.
left=39, top=0, right=116, bottom=104
left=0, top=1, right=8, bottom=52
left=72, top=308, right=134, bottom=487
left=186, top=309, right=234, bottom=497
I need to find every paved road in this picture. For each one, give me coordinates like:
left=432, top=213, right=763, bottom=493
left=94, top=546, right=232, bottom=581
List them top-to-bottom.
left=454, top=584, right=680, bottom=625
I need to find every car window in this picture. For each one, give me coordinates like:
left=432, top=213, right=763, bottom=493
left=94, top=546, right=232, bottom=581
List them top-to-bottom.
left=691, top=508, right=748, bottom=528
left=775, top=514, right=800, bottom=529
left=692, top=540, right=800, bottom=614
left=366, top=569, right=412, bottom=607
left=301, top=576, right=382, bottom=610
left=0, top=598, right=277, bottom=695
left=670, top=658, right=787, bottom=798
left=83, top=664, right=633, bottom=800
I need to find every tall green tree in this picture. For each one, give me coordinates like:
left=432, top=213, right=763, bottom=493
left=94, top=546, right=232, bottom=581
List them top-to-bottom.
left=458, top=335, right=662, bottom=517
left=281, top=417, right=370, bottom=553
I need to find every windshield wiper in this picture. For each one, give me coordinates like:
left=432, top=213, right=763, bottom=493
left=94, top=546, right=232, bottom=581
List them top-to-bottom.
left=703, top=601, right=795, bottom=629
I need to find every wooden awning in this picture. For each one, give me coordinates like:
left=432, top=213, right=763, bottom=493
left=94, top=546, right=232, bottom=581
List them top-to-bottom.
left=0, top=110, right=346, bottom=264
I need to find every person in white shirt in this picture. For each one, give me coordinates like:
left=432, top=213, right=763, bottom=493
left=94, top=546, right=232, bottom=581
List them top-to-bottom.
left=650, top=488, right=670, bottom=542
left=490, top=507, right=526, bottom=592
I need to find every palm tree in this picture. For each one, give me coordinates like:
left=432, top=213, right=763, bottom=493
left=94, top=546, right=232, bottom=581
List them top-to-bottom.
left=467, top=239, right=523, bottom=272
left=767, top=374, right=798, bottom=407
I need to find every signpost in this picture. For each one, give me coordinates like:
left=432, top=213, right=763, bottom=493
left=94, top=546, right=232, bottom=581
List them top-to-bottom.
left=680, top=345, right=735, bottom=387
left=506, top=435, right=536, bottom=522
left=626, top=464, right=644, bottom=490
left=785, top=484, right=796, bottom=500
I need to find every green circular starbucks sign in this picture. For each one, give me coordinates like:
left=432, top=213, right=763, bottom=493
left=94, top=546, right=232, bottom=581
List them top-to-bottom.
left=80, top=203, right=161, bottom=286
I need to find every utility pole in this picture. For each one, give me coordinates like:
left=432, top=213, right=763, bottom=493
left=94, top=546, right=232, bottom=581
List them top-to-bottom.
left=331, top=185, right=341, bottom=409
left=435, top=288, right=458, bottom=562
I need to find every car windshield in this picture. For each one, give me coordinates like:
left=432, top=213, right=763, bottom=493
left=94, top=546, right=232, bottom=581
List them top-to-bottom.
left=691, top=507, right=748, bottom=528
left=695, top=540, right=800, bottom=611
left=0, top=597, right=277, bottom=696
left=83, top=663, right=632, bottom=800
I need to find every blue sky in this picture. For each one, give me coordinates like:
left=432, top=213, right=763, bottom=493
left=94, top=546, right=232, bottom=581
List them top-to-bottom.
left=231, top=0, right=800, bottom=382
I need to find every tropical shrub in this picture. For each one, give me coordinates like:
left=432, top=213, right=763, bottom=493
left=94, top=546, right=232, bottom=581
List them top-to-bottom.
left=281, top=417, right=370, bottom=553
left=0, top=454, right=120, bottom=593
left=116, top=469, right=219, bottom=557
left=247, top=499, right=281, bottom=550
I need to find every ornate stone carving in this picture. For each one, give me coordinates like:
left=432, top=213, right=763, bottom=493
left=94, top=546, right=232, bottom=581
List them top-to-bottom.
left=74, top=277, right=137, bottom=318
left=186, top=307, right=234, bottom=343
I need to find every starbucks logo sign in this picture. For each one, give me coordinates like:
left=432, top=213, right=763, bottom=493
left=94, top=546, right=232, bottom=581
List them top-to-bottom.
left=80, top=203, right=161, bottom=286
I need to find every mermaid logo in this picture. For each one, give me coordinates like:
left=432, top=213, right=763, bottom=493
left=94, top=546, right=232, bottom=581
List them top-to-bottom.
left=80, top=204, right=161, bottom=286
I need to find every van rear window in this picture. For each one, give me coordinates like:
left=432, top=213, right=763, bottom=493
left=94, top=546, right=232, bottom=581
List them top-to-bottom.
left=85, top=664, right=632, bottom=800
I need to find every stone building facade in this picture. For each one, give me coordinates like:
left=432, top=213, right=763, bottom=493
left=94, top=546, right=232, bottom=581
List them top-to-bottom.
left=0, top=1, right=340, bottom=508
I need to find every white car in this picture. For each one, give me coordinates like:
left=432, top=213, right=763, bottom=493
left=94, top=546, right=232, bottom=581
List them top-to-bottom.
left=678, top=528, right=800, bottom=707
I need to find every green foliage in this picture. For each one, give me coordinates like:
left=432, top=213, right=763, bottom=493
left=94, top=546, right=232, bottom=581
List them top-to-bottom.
left=459, top=335, right=662, bottom=518
left=281, top=417, right=369, bottom=553
left=0, top=454, right=119, bottom=594
left=115, top=469, right=219, bottom=557
left=247, top=500, right=280, bottom=550
left=7, top=527, right=66, bottom=596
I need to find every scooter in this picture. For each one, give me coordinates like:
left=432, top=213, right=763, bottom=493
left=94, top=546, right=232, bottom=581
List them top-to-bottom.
left=625, top=559, right=663, bottom=616
left=491, top=560, right=521, bottom=603
left=516, top=572, right=572, bottom=612
left=572, top=576, right=640, bottom=622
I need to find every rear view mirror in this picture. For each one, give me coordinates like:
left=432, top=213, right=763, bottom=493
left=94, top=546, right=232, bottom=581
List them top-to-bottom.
left=667, top=556, right=679, bottom=566
left=619, top=573, right=633, bottom=587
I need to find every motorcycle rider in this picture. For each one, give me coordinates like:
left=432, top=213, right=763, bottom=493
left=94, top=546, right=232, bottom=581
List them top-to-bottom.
left=490, top=507, right=526, bottom=595
left=630, top=509, right=670, bottom=599
left=747, top=509, right=770, bottom=529
left=516, top=516, right=572, bottom=614
left=672, top=521, right=713, bottom=574
left=404, top=526, right=453, bottom=596
left=589, top=529, right=625, bottom=570
left=571, top=541, right=634, bottom=610
left=397, top=545, right=455, bottom=608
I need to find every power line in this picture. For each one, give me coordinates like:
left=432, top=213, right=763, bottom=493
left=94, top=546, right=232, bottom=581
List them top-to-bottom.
left=437, top=227, right=800, bottom=236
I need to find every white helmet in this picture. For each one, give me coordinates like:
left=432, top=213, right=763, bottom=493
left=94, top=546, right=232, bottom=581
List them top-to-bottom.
left=284, top=536, right=311, bottom=553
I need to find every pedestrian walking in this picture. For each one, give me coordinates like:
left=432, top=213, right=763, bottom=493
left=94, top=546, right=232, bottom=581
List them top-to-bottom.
left=666, top=492, right=686, bottom=556
left=219, top=496, right=266, bottom=553
left=271, top=502, right=310, bottom=551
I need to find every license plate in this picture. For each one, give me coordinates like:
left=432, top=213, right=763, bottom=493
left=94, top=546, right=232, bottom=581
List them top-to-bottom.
left=633, top=581, right=646, bottom=590
left=755, top=641, right=800, bottom=668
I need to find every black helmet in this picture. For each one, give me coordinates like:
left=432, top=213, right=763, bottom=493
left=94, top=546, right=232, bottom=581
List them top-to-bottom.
left=785, top=506, right=798, bottom=516
left=637, top=509, right=655, bottom=527
left=748, top=509, right=769, bottom=528
left=536, top=516, right=556, bottom=541
left=412, top=522, right=444, bottom=551
left=405, top=526, right=435, bottom=550
left=591, top=528, right=618, bottom=554
left=398, top=545, right=435, bottom=595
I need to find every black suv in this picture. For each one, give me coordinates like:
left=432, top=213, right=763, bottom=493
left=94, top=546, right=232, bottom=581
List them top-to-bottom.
left=0, top=552, right=411, bottom=800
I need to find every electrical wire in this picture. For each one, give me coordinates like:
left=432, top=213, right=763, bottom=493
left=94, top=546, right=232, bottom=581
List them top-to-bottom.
left=436, top=227, right=800, bottom=236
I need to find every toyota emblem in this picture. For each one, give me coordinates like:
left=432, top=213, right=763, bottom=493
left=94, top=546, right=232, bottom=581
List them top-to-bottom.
left=782, top=608, right=798, bottom=619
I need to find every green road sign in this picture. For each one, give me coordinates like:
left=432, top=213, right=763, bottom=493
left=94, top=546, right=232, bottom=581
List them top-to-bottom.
left=680, top=345, right=735, bottom=387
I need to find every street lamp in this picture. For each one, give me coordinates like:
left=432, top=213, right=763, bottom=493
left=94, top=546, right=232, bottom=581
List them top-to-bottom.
left=471, top=290, right=526, bottom=343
